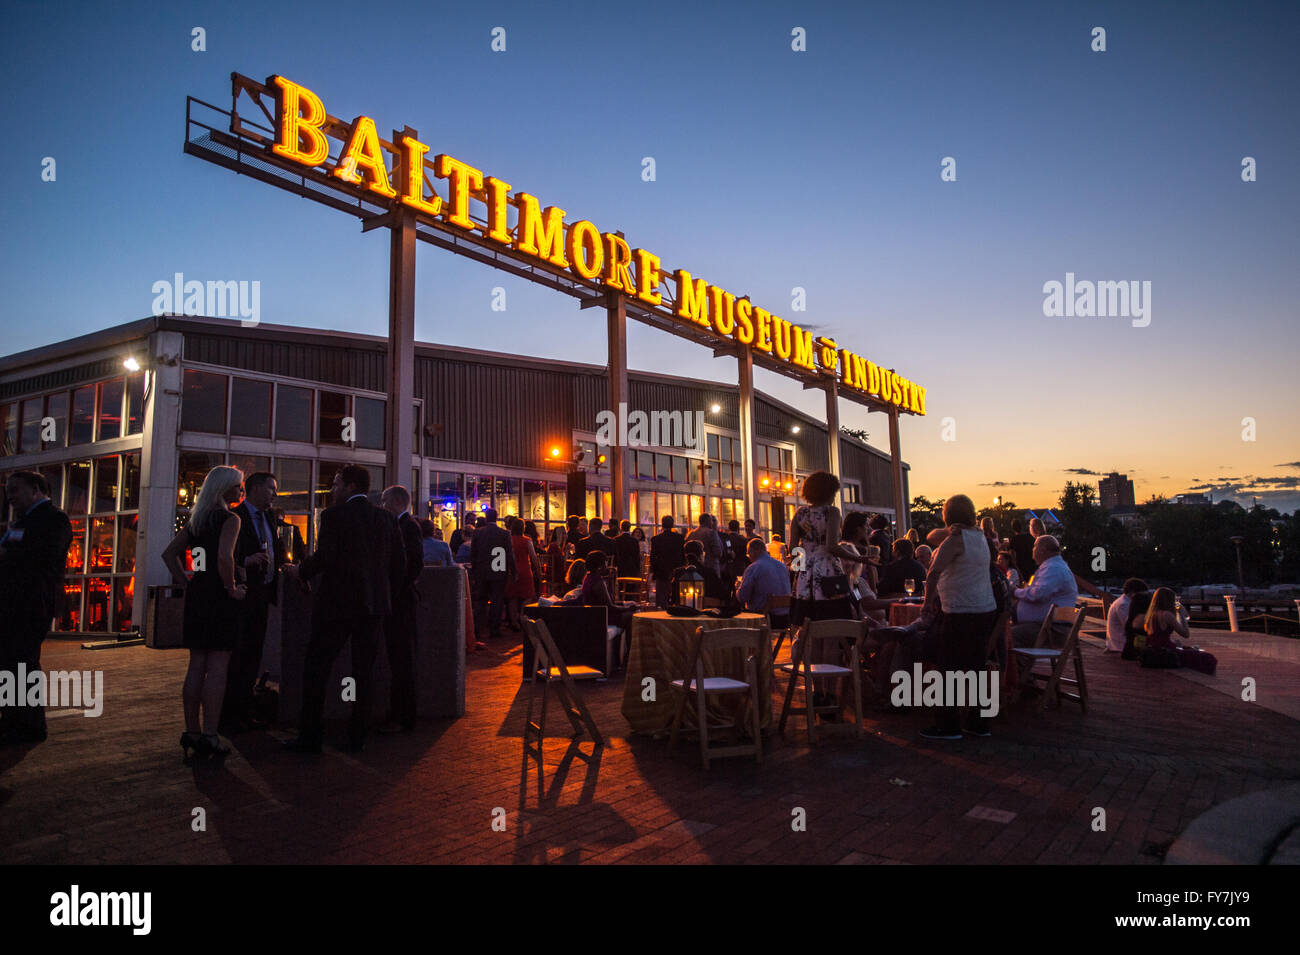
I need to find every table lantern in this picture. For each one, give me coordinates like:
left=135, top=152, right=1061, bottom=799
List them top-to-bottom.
left=676, top=566, right=705, bottom=611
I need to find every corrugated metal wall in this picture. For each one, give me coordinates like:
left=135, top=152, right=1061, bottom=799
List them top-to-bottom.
left=179, top=327, right=905, bottom=504
left=184, top=332, right=387, bottom=392
left=0, top=356, right=125, bottom=400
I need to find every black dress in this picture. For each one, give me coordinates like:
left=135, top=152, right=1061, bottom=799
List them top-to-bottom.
left=182, top=509, right=241, bottom=651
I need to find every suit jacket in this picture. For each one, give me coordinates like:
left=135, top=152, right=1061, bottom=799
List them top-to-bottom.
left=299, top=495, right=404, bottom=619
left=0, top=499, right=73, bottom=625
left=232, top=502, right=287, bottom=606
left=394, top=512, right=424, bottom=603
left=469, top=520, right=516, bottom=582
left=686, top=527, right=724, bottom=574
left=650, top=529, right=685, bottom=580
left=585, top=532, right=616, bottom=560
left=613, top=532, right=641, bottom=577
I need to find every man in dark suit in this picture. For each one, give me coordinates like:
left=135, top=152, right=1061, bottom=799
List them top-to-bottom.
left=285, top=465, right=405, bottom=753
left=221, top=470, right=287, bottom=734
left=0, top=471, right=73, bottom=745
left=378, top=485, right=424, bottom=733
left=469, top=507, right=515, bottom=641
left=650, top=515, right=685, bottom=609
left=584, top=518, right=616, bottom=561
left=613, top=520, right=641, bottom=578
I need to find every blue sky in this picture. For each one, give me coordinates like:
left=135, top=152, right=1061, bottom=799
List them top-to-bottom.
left=3, top=0, right=1298, bottom=511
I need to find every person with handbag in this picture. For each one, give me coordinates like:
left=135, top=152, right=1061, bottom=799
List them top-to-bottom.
left=788, top=471, right=869, bottom=627
left=788, top=472, right=874, bottom=714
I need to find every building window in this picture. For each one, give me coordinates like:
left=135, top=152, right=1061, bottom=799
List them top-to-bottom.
left=181, top=369, right=228, bottom=434
left=125, top=373, right=145, bottom=436
left=230, top=377, right=272, bottom=438
left=98, top=378, right=124, bottom=441
left=275, top=384, right=313, bottom=442
left=69, top=385, right=95, bottom=445
left=318, top=391, right=349, bottom=446
left=44, top=392, right=68, bottom=449
left=353, top=396, right=385, bottom=450
left=20, top=398, right=43, bottom=453
left=0, top=403, right=15, bottom=456
left=177, top=451, right=221, bottom=509
left=121, top=452, right=141, bottom=511
left=228, top=453, right=270, bottom=479
left=94, top=455, right=119, bottom=513
left=66, top=460, right=91, bottom=516
left=40, top=463, right=63, bottom=507
left=842, top=481, right=861, bottom=504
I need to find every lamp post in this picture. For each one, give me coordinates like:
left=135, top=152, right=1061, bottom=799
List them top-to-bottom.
left=1230, top=535, right=1246, bottom=594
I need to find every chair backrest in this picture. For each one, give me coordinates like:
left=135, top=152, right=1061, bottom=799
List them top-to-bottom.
left=766, top=594, right=792, bottom=627
left=1034, top=604, right=1080, bottom=647
left=1053, top=605, right=1087, bottom=654
left=522, top=615, right=569, bottom=676
left=802, top=617, right=866, bottom=649
left=683, top=625, right=768, bottom=689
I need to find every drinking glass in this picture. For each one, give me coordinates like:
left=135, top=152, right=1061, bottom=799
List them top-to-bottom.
left=904, top=578, right=915, bottom=598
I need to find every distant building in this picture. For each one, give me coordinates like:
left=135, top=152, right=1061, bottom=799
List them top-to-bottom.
left=1099, top=472, right=1135, bottom=510
left=1176, top=492, right=1209, bottom=506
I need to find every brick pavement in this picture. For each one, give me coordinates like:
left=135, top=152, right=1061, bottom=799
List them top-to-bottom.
left=2, top=629, right=1299, bottom=864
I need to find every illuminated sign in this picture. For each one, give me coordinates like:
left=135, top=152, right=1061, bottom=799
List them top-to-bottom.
left=268, top=76, right=926, bottom=414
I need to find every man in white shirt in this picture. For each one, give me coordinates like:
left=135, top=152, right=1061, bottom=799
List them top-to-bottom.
left=1011, top=535, right=1078, bottom=647
left=1105, top=578, right=1148, bottom=653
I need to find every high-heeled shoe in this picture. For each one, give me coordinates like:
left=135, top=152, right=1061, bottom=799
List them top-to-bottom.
left=180, top=731, right=202, bottom=758
left=195, top=734, right=230, bottom=758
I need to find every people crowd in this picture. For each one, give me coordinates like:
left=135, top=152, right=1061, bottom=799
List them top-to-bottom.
left=0, top=455, right=1210, bottom=761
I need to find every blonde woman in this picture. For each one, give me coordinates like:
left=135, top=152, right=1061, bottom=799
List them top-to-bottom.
left=162, top=466, right=247, bottom=759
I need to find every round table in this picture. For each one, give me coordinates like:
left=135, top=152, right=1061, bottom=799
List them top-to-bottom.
left=889, top=602, right=924, bottom=628
left=621, top=611, right=769, bottom=734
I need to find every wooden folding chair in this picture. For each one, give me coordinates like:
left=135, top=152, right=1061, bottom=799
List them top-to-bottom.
left=616, top=577, right=645, bottom=603
left=767, top=594, right=793, bottom=668
left=1011, top=606, right=1088, bottom=712
left=981, top=607, right=1012, bottom=708
left=522, top=617, right=604, bottom=763
left=778, top=618, right=866, bottom=744
left=669, top=626, right=767, bottom=769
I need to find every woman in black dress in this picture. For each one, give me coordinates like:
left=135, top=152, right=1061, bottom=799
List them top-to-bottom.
left=162, top=466, right=247, bottom=758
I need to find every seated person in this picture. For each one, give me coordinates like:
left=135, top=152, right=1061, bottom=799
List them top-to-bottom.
left=1010, top=534, right=1078, bottom=648
left=737, top=538, right=792, bottom=627
left=876, top=539, right=928, bottom=596
left=670, top=540, right=727, bottom=601
left=914, top=544, right=933, bottom=574
left=579, top=550, right=636, bottom=633
left=996, top=550, right=1021, bottom=589
left=558, top=558, right=587, bottom=603
left=1106, top=577, right=1147, bottom=653
left=876, top=586, right=944, bottom=701
left=1143, top=586, right=1189, bottom=652
left=1122, top=588, right=1154, bottom=658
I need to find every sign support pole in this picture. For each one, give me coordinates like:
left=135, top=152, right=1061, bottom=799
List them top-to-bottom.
left=384, top=131, right=418, bottom=493
left=606, top=290, right=629, bottom=523
left=737, top=347, right=757, bottom=531
left=824, top=376, right=841, bottom=493
left=888, top=406, right=907, bottom=533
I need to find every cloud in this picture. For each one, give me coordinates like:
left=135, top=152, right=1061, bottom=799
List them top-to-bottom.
left=1276, top=462, right=1300, bottom=470
left=1063, top=467, right=1100, bottom=476
left=1159, top=475, right=1170, bottom=479
left=977, top=480, right=1039, bottom=487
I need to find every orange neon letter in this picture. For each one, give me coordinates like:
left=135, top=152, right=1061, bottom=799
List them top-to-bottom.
left=272, top=76, right=330, bottom=167
left=333, top=116, right=397, bottom=198
left=398, top=136, right=442, bottom=216
left=434, top=154, right=484, bottom=229
left=480, top=177, right=512, bottom=245
left=513, top=194, right=569, bottom=267
left=566, top=220, right=604, bottom=279
left=603, top=234, right=635, bottom=293
left=634, top=248, right=662, bottom=306
left=674, top=270, right=710, bottom=326
left=734, top=298, right=755, bottom=344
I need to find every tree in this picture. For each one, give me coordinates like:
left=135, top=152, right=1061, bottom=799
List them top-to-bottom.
left=839, top=426, right=870, bottom=443
left=909, top=495, right=945, bottom=537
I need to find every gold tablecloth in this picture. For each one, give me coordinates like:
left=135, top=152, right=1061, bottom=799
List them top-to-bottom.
left=889, top=603, right=924, bottom=627
left=621, top=611, right=770, bottom=734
